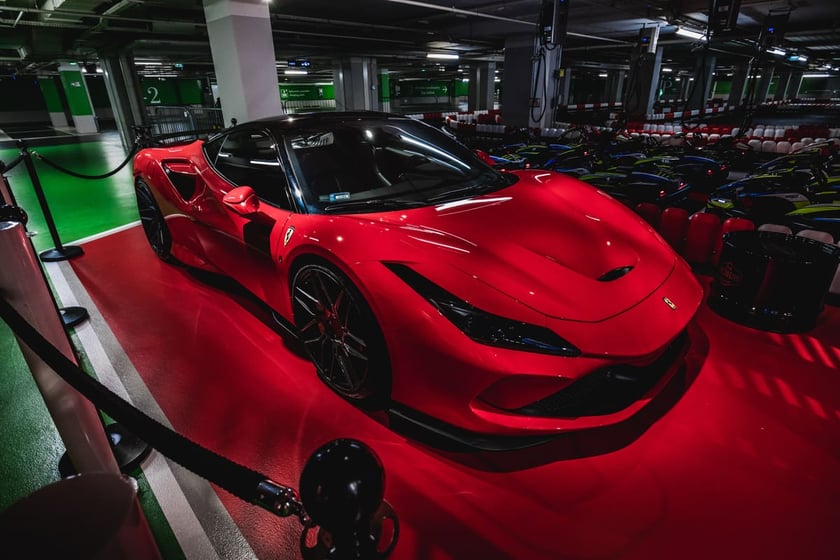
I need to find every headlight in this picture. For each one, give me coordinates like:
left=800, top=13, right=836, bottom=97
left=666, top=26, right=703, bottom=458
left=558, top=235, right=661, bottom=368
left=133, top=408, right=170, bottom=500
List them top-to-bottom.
left=385, top=262, right=581, bottom=357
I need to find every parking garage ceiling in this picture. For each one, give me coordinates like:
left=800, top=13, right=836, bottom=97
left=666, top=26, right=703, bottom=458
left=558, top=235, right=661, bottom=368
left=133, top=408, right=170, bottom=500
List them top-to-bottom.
left=0, top=0, right=838, bottom=79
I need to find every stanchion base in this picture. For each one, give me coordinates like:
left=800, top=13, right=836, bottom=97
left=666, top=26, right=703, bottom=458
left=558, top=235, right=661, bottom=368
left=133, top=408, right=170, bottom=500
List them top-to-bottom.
left=40, top=245, right=83, bottom=262
left=60, top=306, right=89, bottom=328
left=59, top=424, right=153, bottom=477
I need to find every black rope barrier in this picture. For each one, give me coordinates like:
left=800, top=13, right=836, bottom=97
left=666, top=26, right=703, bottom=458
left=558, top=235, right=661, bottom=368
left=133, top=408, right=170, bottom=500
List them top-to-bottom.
left=29, top=126, right=222, bottom=181
left=32, top=145, right=140, bottom=181
left=0, top=296, right=307, bottom=522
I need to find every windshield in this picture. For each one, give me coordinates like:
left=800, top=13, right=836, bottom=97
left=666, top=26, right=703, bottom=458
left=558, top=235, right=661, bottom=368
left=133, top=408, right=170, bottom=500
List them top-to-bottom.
left=284, top=117, right=515, bottom=213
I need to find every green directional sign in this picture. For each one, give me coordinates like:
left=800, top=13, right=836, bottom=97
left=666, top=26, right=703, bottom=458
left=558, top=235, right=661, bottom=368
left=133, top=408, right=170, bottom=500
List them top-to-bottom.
left=279, top=84, right=335, bottom=101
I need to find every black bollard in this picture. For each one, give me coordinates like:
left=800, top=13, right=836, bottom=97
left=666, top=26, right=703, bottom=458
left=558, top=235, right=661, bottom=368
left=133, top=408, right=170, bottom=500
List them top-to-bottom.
left=16, top=141, right=83, bottom=262
left=299, top=439, right=398, bottom=560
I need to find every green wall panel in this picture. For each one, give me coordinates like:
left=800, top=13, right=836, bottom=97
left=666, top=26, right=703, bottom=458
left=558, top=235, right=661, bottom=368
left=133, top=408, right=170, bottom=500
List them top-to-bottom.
left=59, top=70, right=93, bottom=116
left=379, top=73, right=390, bottom=102
left=38, top=76, right=64, bottom=112
left=799, top=77, right=830, bottom=95
left=177, top=79, right=204, bottom=105
left=713, top=79, right=732, bottom=95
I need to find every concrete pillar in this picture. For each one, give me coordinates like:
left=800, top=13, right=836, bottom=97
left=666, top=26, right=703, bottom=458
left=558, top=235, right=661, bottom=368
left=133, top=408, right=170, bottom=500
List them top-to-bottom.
left=203, top=0, right=283, bottom=124
left=500, top=34, right=563, bottom=129
left=501, top=35, right=534, bottom=128
left=532, top=46, right=563, bottom=130
left=624, top=46, right=663, bottom=120
left=100, top=52, right=146, bottom=151
left=687, top=54, right=716, bottom=111
left=333, top=57, right=378, bottom=111
left=467, top=62, right=495, bottom=112
left=58, top=63, right=98, bottom=133
left=728, top=63, right=751, bottom=106
left=755, top=65, right=775, bottom=104
left=379, top=68, right=391, bottom=113
left=606, top=70, right=625, bottom=103
left=774, top=71, right=791, bottom=101
left=37, top=75, right=68, bottom=128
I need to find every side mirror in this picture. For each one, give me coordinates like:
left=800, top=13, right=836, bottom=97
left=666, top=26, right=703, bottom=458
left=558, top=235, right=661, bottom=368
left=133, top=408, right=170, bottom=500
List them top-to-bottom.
left=223, top=186, right=260, bottom=215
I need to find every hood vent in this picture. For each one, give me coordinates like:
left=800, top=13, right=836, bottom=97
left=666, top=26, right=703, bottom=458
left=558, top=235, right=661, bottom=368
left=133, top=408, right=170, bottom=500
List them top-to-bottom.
left=597, top=265, right=634, bottom=282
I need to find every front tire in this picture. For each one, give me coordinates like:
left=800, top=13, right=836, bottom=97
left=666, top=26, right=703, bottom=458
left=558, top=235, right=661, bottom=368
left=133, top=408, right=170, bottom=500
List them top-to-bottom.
left=135, top=179, right=176, bottom=263
left=291, top=262, right=391, bottom=408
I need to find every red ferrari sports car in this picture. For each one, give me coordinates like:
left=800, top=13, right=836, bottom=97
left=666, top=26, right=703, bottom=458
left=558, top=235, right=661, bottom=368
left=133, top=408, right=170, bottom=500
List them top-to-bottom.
left=133, top=112, right=703, bottom=447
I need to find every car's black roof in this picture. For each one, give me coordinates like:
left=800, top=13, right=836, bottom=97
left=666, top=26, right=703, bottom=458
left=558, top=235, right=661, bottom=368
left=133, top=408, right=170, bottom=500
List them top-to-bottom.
left=208, top=111, right=418, bottom=141
left=250, top=111, right=412, bottom=128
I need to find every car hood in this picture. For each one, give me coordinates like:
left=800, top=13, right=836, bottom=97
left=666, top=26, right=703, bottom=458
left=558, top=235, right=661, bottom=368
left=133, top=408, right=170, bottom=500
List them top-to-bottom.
left=365, top=172, right=677, bottom=322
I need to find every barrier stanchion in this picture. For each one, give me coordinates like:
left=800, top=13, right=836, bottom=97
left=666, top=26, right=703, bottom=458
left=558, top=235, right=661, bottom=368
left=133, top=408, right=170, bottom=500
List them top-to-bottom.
left=1, top=135, right=400, bottom=555
left=16, top=140, right=83, bottom=262
left=1, top=154, right=90, bottom=329
left=0, top=157, right=22, bottom=206
left=0, top=214, right=160, bottom=557
left=0, top=217, right=114, bottom=473
left=0, top=285, right=401, bottom=556
left=300, top=439, right=399, bottom=559
left=0, top=473, right=162, bottom=559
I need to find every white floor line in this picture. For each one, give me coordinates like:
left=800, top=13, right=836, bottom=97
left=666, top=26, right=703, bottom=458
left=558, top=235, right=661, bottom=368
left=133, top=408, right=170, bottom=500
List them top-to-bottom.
left=67, top=220, right=141, bottom=246
left=45, top=261, right=227, bottom=560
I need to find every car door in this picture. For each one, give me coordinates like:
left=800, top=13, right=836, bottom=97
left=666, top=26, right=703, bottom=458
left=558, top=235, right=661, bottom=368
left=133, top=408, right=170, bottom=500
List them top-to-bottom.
left=195, top=127, right=295, bottom=303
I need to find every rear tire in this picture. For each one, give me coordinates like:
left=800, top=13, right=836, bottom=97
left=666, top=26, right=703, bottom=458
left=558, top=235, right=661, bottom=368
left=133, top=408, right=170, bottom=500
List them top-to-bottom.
left=135, top=179, right=177, bottom=263
left=291, top=262, right=391, bottom=409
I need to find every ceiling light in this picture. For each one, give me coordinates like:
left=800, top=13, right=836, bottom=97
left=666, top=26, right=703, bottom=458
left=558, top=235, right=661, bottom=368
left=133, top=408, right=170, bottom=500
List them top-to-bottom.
left=675, top=27, right=706, bottom=41
left=766, top=47, right=786, bottom=56
left=427, top=53, right=459, bottom=60
left=662, top=67, right=673, bottom=73
left=284, top=69, right=308, bottom=75
left=598, top=73, right=608, bottom=78
left=803, top=73, right=830, bottom=78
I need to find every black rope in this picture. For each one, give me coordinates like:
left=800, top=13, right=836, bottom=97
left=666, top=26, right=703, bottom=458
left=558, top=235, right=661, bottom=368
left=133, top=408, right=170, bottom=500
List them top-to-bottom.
left=29, top=126, right=222, bottom=180
left=32, top=144, right=140, bottom=180
left=0, top=296, right=273, bottom=505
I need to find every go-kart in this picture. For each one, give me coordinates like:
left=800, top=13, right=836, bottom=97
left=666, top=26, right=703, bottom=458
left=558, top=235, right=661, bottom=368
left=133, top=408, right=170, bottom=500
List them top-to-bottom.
left=707, top=168, right=840, bottom=224
left=785, top=203, right=840, bottom=242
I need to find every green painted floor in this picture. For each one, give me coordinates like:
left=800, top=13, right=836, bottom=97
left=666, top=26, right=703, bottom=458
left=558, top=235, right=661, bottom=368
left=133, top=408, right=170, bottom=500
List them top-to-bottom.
left=0, top=134, right=184, bottom=557
left=0, top=134, right=140, bottom=252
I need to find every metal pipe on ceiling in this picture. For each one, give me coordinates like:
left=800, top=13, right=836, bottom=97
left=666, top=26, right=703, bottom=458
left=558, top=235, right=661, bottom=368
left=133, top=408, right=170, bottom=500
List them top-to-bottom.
left=386, top=0, right=632, bottom=44
left=0, top=4, right=205, bottom=27
left=272, top=28, right=418, bottom=46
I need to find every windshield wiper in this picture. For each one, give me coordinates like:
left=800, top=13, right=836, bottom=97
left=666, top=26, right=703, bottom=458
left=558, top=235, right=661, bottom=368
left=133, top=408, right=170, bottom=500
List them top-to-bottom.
left=426, top=174, right=511, bottom=203
left=323, top=198, right=428, bottom=213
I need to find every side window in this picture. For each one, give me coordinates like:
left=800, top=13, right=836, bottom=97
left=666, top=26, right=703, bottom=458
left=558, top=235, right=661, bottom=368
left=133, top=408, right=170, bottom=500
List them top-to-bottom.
left=213, top=129, right=292, bottom=209
left=203, top=135, right=223, bottom=165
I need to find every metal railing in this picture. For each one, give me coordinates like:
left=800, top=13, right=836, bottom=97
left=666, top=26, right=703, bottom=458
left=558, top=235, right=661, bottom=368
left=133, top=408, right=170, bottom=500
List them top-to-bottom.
left=144, top=105, right=225, bottom=145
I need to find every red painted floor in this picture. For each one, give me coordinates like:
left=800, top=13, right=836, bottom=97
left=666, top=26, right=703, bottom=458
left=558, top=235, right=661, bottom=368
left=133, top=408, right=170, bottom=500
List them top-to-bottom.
left=71, top=225, right=840, bottom=559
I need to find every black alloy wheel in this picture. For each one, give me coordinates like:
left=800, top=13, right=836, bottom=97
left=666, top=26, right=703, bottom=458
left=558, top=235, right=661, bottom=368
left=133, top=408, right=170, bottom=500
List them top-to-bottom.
left=135, top=179, right=175, bottom=263
left=291, top=263, right=390, bottom=408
